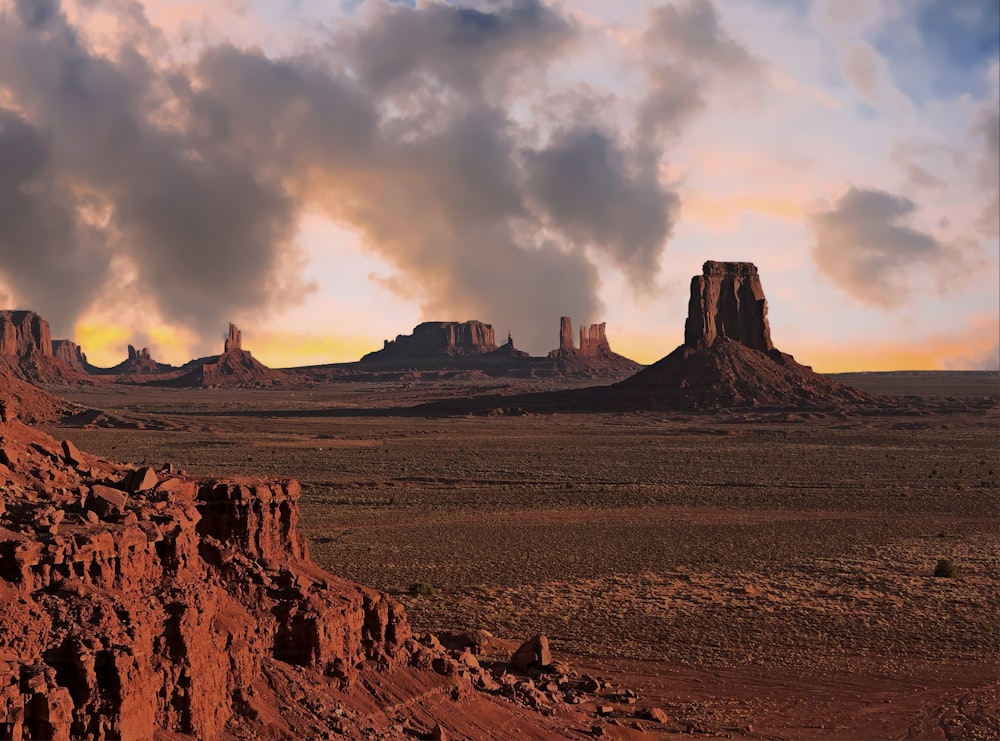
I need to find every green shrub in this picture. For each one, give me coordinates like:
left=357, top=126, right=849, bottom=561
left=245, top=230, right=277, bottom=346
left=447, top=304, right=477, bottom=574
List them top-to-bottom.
left=933, top=558, right=956, bottom=578
left=409, top=581, right=435, bottom=596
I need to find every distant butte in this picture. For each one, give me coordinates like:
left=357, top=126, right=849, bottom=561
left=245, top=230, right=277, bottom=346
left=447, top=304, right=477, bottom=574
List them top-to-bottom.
left=602, top=260, right=871, bottom=409
left=415, top=261, right=875, bottom=414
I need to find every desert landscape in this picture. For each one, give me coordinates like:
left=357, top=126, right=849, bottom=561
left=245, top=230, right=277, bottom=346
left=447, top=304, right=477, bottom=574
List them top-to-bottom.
left=1, top=1, right=998, bottom=739
left=1, top=261, right=996, bottom=740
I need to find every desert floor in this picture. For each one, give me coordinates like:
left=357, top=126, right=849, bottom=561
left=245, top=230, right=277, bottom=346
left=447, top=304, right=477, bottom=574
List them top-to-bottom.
left=50, top=372, right=999, bottom=740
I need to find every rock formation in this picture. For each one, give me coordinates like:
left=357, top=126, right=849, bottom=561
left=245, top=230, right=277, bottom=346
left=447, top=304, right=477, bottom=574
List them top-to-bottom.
left=606, top=261, right=870, bottom=409
left=684, top=261, right=773, bottom=352
left=420, top=262, right=874, bottom=414
left=0, top=310, right=51, bottom=359
left=0, top=311, right=85, bottom=383
left=544, top=317, right=640, bottom=379
left=558, top=317, right=574, bottom=352
left=547, top=318, right=615, bottom=359
left=363, top=321, right=498, bottom=364
left=224, top=323, right=242, bottom=353
left=166, top=324, right=285, bottom=388
left=51, top=340, right=90, bottom=372
left=0, top=382, right=622, bottom=740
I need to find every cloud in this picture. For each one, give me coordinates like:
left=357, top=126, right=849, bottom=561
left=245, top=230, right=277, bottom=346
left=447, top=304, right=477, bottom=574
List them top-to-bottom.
left=0, top=0, right=306, bottom=346
left=638, top=0, right=761, bottom=139
left=0, top=107, right=112, bottom=333
left=523, top=126, right=678, bottom=289
left=810, top=187, right=963, bottom=307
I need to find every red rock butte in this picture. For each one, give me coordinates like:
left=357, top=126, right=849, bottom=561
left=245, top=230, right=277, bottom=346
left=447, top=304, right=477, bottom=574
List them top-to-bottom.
left=684, top=261, right=773, bottom=353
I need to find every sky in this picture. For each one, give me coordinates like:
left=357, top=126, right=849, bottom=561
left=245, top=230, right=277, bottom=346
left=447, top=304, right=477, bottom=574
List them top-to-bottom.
left=0, top=0, right=996, bottom=372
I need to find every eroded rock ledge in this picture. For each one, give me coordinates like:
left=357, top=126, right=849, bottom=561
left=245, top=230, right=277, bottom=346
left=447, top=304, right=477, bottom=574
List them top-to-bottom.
left=0, top=425, right=408, bottom=741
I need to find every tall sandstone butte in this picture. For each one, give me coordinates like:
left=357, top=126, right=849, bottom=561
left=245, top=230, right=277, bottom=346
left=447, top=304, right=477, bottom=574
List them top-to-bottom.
left=684, top=261, right=773, bottom=353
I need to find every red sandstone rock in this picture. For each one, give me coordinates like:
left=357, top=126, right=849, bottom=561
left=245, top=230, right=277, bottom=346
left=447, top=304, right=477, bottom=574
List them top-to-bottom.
left=684, top=261, right=773, bottom=352
left=0, top=311, right=85, bottom=383
left=558, top=317, right=574, bottom=351
left=363, top=321, right=499, bottom=363
left=224, top=323, right=242, bottom=353
left=52, top=339, right=89, bottom=372
left=61, top=439, right=83, bottom=467
left=124, top=466, right=159, bottom=492
left=86, top=484, right=128, bottom=518
left=510, top=634, right=553, bottom=672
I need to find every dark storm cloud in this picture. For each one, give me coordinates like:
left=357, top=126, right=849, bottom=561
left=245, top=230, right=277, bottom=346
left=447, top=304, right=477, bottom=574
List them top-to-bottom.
left=0, top=0, right=726, bottom=354
left=0, top=0, right=301, bottom=347
left=0, top=108, right=111, bottom=334
left=524, top=127, right=678, bottom=288
left=810, top=187, right=959, bottom=307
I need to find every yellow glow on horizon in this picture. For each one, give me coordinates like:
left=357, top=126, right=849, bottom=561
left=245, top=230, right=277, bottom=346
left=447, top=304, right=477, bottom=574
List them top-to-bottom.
left=74, top=323, right=131, bottom=368
left=249, top=332, right=380, bottom=368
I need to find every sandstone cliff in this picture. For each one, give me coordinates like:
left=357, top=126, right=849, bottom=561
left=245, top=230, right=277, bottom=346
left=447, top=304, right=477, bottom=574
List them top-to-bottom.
left=0, top=311, right=85, bottom=383
left=51, top=340, right=90, bottom=373
left=0, top=384, right=618, bottom=740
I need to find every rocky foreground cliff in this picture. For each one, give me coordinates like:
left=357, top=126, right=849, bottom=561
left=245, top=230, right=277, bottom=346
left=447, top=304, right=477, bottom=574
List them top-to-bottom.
left=0, top=371, right=631, bottom=741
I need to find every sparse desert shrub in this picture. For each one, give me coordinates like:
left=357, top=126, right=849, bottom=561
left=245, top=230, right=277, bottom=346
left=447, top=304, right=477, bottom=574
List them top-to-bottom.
left=934, top=558, right=957, bottom=578
left=409, top=581, right=435, bottom=596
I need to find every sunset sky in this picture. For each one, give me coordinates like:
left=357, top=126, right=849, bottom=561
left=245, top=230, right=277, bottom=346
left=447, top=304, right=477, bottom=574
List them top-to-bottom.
left=0, top=0, right=997, bottom=372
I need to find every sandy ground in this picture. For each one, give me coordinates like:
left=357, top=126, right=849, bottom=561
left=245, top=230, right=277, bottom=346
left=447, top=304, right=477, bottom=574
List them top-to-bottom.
left=50, top=372, right=1000, bottom=739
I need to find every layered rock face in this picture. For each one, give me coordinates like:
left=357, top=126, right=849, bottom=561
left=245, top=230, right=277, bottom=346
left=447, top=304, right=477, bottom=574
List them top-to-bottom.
left=684, top=261, right=773, bottom=353
left=0, top=311, right=52, bottom=359
left=0, top=312, right=85, bottom=383
left=363, top=321, right=498, bottom=363
left=52, top=340, right=89, bottom=372
left=0, top=422, right=410, bottom=741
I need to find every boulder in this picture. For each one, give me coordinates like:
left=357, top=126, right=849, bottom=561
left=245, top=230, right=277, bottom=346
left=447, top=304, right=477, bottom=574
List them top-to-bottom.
left=85, top=485, right=128, bottom=518
left=510, top=634, right=552, bottom=672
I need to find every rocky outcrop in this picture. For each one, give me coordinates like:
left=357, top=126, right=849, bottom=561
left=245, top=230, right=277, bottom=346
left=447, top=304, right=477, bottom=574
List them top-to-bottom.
left=604, top=260, right=868, bottom=410
left=684, top=261, right=773, bottom=353
left=420, top=262, right=874, bottom=414
left=0, top=311, right=86, bottom=383
left=0, top=311, right=51, bottom=359
left=544, top=317, right=639, bottom=379
left=558, top=317, right=574, bottom=352
left=547, top=318, right=614, bottom=359
left=362, top=321, right=498, bottom=364
left=224, top=323, right=242, bottom=353
left=579, top=323, right=610, bottom=356
left=166, top=324, right=284, bottom=388
left=51, top=340, right=89, bottom=372
left=0, top=366, right=79, bottom=424
left=0, top=397, right=624, bottom=739
left=0, top=422, right=410, bottom=741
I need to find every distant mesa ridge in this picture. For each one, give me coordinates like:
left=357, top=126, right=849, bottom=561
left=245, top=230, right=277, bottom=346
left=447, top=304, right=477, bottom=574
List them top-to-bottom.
left=363, top=320, right=498, bottom=363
